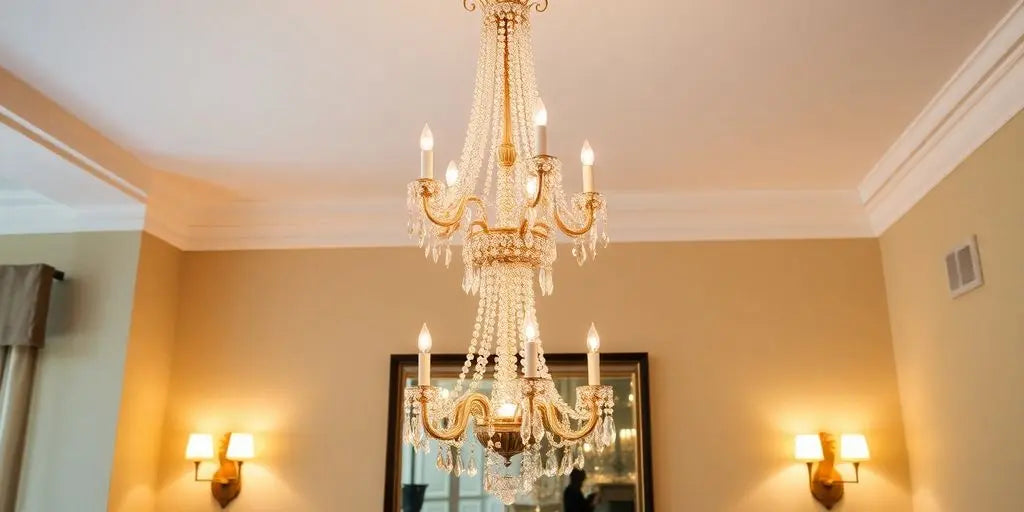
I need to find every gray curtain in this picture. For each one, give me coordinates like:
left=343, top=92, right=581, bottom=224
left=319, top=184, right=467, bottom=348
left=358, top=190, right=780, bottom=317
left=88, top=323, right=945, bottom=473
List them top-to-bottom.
left=0, top=264, right=56, bottom=512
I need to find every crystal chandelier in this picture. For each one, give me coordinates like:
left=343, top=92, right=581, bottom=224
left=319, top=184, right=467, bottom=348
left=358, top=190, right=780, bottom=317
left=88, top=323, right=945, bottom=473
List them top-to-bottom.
left=403, top=0, right=613, bottom=505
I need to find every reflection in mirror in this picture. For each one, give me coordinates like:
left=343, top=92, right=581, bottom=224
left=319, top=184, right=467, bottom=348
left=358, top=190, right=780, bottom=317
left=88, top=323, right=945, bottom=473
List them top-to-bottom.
left=385, top=353, right=652, bottom=512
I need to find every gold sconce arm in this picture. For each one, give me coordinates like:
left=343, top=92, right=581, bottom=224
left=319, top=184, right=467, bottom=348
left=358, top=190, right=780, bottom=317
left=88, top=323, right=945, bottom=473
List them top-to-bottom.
left=553, top=193, right=600, bottom=237
left=418, top=391, right=493, bottom=442
left=809, top=461, right=861, bottom=485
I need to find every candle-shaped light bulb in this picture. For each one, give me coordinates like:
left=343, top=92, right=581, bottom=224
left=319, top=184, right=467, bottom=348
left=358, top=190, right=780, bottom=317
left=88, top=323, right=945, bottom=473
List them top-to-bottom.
left=534, top=98, right=548, bottom=155
left=534, top=98, right=548, bottom=126
left=420, top=124, right=434, bottom=151
left=420, top=124, right=434, bottom=179
left=580, top=140, right=595, bottom=166
left=581, top=140, right=595, bottom=192
left=445, top=161, right=459, bottom=187
left=526, top=176, right=539, bottom=200
left=523, top=310, right=539, bottom=342
left=523, top=310, right=540, bottom=378
left=586, top=322, right=601, bottom=385
left=417, top=323, right=432, bottom=385
left=418, top=323, right=432, bottom=353
left=587, top=323, right=600, bottom=352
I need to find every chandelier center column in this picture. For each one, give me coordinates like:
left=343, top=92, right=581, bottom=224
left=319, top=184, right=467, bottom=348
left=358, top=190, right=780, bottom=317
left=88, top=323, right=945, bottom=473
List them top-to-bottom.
left=497, top=11, right=518, bottom=227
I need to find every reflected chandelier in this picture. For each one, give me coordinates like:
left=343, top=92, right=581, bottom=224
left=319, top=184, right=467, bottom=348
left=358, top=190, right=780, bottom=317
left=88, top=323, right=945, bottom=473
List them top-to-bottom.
left=403, top=0, right=614, bottom=505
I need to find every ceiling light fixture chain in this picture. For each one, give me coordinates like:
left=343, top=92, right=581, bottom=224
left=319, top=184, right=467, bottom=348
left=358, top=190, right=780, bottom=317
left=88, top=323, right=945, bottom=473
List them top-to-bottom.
left=405, top=0, right=612, bottom=504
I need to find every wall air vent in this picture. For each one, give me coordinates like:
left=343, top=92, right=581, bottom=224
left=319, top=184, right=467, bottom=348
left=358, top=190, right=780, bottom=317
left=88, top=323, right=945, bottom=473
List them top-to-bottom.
left=945, top=235, right=984, bottom=298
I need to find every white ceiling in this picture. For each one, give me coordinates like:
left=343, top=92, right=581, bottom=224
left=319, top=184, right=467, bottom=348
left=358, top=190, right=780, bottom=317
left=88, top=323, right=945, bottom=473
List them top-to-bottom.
left=0, top=0, right=1017, bottom=202
left=1, top=0, right=1021, bottom=248
left=0, top=121, right=144, bottom=235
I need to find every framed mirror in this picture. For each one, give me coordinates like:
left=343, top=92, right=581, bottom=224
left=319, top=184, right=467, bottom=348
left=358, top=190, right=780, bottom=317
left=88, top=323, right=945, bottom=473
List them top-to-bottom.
left=384, top=353, right=653, bottom=512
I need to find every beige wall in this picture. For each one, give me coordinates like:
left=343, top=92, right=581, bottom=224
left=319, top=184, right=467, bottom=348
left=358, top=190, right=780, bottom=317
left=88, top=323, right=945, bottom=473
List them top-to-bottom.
left=880, top=111, right=1024, bottom=511
left=0, top=231, right=142, bottom=512
left=108, top=234, right=183, bottom=512
left=154, top=239, right=912, bottom=511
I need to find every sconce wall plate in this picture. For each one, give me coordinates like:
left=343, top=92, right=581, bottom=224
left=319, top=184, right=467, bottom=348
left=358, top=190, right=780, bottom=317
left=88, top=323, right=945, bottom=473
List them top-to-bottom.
left=808, top=432, right=844, bottom=509
left=211, top=433, right=243, bottom=508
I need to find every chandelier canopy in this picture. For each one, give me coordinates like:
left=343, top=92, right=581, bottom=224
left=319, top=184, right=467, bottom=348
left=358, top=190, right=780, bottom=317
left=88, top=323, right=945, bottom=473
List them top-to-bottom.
left=404, top=0, right=613, bottom=504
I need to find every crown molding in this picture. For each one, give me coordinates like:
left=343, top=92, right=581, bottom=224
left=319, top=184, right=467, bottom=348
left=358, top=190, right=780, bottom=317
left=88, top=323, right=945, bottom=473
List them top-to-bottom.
left=859, top=0, right=1024, bottom=235
left=0, top=68, right=150, bottom=201
left=145, top=189, right=872, bottom=251
left=0, top=203, right=145, bottom=236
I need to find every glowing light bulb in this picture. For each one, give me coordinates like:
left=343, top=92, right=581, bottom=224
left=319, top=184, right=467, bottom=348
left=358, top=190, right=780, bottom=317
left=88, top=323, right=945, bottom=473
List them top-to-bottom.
left=534, top=98, right=548, bottom=126
left=420, top=124, right=434, bottom=151
left=580, top=140, right=595, bottom=166
left=445, top=161, right=459, bottom=187
left=526, top=176, right=539, bottom=199
left=523, top=310, right=539, bottom=342
left=418, top=323, right=432, bottom=353
left=586, top=323, right=600, bottom=352
left=496, top=403, right=517, bottom=418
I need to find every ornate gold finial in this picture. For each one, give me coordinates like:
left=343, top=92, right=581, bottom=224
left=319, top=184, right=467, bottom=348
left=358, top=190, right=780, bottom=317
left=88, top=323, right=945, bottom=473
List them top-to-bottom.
left=462, top=0, right=548, bottom=13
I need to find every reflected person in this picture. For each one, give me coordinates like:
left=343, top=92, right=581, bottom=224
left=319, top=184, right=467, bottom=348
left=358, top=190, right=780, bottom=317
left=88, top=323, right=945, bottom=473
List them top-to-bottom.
left=564, top=469, right=598, bottom=512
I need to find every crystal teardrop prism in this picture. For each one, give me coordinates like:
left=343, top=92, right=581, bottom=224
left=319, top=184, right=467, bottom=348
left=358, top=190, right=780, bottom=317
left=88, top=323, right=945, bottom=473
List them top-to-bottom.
left=545, top=450, right=558, bottom=477
left=454, top=451, right=464, bottom=476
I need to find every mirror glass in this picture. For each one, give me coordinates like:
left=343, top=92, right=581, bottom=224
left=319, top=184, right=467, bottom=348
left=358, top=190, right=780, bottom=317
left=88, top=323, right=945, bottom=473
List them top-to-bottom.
left=385, top=353, right=651, bottom=512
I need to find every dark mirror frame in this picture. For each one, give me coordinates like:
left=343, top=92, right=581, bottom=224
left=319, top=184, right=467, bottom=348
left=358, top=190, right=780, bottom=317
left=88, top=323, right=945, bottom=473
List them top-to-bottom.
left=383, top=352, right=654, bottom=512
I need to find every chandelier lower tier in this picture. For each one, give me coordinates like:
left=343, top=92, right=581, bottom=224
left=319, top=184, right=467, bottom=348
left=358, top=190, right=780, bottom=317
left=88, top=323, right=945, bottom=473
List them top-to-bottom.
left=403, top=0, right=613, bottom=505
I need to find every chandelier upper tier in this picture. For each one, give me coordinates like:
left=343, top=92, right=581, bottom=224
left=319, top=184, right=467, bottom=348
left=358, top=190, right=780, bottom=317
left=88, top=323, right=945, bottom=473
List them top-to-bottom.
left=403, top=0, right=614, bottom=505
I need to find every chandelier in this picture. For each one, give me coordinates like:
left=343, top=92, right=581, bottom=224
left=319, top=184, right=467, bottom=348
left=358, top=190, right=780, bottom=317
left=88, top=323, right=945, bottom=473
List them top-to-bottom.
left=402, top=0, right=614, bottom=505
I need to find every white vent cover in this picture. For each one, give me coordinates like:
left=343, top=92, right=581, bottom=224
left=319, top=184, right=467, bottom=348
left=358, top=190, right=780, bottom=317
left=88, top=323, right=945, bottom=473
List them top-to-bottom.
left=945, top=235, right=984, bottom=298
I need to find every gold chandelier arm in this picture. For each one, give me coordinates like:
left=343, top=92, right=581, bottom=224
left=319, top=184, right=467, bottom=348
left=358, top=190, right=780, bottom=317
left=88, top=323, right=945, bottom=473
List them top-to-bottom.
left=528, top=170, right=545, bottom=208
left=420, top=192, right=488, bottom=229
left=553, top=200, right=597, bottom=237
left=419, top=392, right=492, bottom=442
left=537, top=397, right=599, bottom=442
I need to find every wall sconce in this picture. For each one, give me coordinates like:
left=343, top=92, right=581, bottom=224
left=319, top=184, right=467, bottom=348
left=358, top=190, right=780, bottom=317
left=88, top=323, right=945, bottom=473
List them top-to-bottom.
left=186, top=432, right=255, bottom=508
left=794, top=432, right=870, bottom=510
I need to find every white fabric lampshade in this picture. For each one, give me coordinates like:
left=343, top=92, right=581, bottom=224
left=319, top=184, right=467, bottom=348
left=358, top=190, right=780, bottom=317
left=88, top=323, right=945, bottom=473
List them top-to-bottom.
left=185, top=433, right=214, bottom=461
left=226, top=433, right=255, bottom=461
left=794, top=434, right=824, bottom=462
left=840, top=434, right=870, bottom=461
